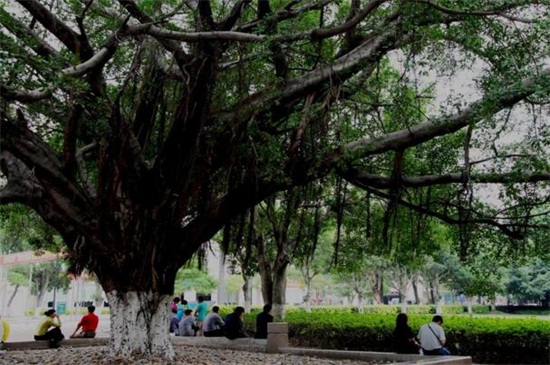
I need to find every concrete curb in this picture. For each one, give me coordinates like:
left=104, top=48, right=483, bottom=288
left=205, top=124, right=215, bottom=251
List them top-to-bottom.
left=2, top=336, right=473, bottom=365
left=172, top=336, right=267, bottom=352
left=3, top=338, right=108, bottom=350
left=280, top=348, right=473, bottom=365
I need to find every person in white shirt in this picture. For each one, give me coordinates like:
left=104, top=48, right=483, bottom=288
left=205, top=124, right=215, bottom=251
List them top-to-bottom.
left=417, top=315, right=450, bottom=356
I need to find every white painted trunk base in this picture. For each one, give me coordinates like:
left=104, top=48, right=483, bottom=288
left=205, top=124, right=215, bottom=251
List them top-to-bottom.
left=106, top=291, right=174, bottom=359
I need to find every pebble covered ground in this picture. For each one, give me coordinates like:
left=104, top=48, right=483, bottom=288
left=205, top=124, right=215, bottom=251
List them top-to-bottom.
left=0, top=346, right=392, bottom=365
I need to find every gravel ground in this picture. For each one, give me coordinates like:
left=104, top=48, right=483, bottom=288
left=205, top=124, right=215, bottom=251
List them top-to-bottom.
left=0, top=346, right=391, bottom=365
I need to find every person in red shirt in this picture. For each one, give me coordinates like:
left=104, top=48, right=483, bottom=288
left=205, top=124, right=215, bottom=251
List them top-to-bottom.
left=70, top=306, right=99, bottom=338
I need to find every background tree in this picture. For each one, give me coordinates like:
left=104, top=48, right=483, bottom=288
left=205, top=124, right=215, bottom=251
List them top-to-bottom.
left=2, top=0, right=550, bottom=359
left=294, top=223, right=334, bottom=312
left=505, top=260, right=550, bottom=305
left=174, top=263, right=218, bottom=297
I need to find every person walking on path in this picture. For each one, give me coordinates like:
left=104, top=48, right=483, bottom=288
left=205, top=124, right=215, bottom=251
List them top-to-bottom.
left=254, top=304, right=273, bottom=339
left=70, top=306, right=99, bottom=338
left=34, top=309, right=64, bottom=348
left=393, top=313, right=420, bottom=354
left=417, top=315, right=450, bottom=356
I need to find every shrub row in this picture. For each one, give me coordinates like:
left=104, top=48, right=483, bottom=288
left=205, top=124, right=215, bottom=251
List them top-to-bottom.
left=234, top=304, right=493, bottom=315
left=270, top=312, right=550, bottom=364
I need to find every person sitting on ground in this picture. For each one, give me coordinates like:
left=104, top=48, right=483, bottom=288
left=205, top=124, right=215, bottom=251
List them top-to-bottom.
left=254, top=304, right=273, bottom=339
left=70, top=305, right=99, bottom=339
left=203, top=306, right=225, bottom=337
left=224, top=306, right=248, bottom=340
left=169, top=308, right=179, bottom=335
left=34, top=309, right=64, bottom=348
left=178, top=309, right=196, bottom=337
left=393, top=313, right=420, bottom=354
left=0, top=314, right=10, bottom=353
left=417, top=315, right=450, bottom=356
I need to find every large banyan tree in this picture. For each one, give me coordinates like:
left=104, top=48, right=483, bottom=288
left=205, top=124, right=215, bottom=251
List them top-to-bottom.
left=1, top=0, right=550, bottom=359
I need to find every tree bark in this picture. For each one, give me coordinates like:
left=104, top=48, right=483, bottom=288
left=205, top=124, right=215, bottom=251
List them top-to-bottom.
left=272, top=267, right=287, bottom=319
left=36, top=272, right=50, bottom=309
left=372, top=273, right=383, bottom=304
left=242, top=276, right=252, bottom=313
left=303, top=276, right=312, bottom=313
left=412, top=278, right=420, bottom=304
left=94, top=280, right=103, bottom=308
left=7, top=284, right=20, bottom=308
left=106, top=291, right=173, bottom=359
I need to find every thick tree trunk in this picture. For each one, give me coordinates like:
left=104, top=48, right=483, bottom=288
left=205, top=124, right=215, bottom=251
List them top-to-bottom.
left=272, top=269, right=287, bottom=319
left=36, top=272, right=50, bottom=308
left=372, top=273, right=383, bottom=304
left=242, top=276, right=252, bottom=313
left=303, top=277, right=312, bottom=313
left=412, top=279, right=420, bottom=304
left=94, top=281, right=103, bottom=308
left=7, top=284, right=20, bottom=308
left=106, top=291, right=174, bottom=359
left=357, top=295, right=365, bottom=309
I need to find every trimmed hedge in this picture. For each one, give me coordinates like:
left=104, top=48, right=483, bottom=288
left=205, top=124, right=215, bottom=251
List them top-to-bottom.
left=216, top=305, right=549, bottom=363
left=281, top=312, right=550, bottom=364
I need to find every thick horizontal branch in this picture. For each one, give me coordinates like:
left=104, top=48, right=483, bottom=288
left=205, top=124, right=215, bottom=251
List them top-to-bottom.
left=124, top=0, right=386, bottom=44
left=218, top=21, right=403, bottom=123
left=122, top=25, right=263, bottom=42
left=0, top=37, right=120, bottom=103
left=64, top=44, right=118, bottom=77
left=341, top=66, right=550, bottom=159
left=0, top=84, right=53, bottom=103
left=340, top=169, right=550, bottom=189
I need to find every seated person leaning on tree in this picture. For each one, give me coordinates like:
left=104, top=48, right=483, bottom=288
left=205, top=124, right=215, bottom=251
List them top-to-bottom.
left=70, top=305, right=99, bottom=338
left=203, top=306, right=225, bottom=337
left=224, top=306, right=248, bottom=340
left=34, top=309, right=64, bottom=348
left=178, top=309, right=196, bottom=337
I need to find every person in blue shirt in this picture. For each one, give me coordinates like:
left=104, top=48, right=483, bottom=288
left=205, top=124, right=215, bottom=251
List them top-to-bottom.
left=194, top=296, right=208, bottom=336
left=172, top=297, right=185, bottom=321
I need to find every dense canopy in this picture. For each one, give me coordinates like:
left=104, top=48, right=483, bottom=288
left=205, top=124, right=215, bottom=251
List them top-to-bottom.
left=1, top=0, right=550, bottom=359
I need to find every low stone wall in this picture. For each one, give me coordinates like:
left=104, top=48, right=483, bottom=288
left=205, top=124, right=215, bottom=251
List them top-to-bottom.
left=1, top=324, right=473, bottom=365
left=172, top=336, right=267, bottom=352
left=3, top=338, right=108, bottom=350
left=281, top=348, right=473, bottom=365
